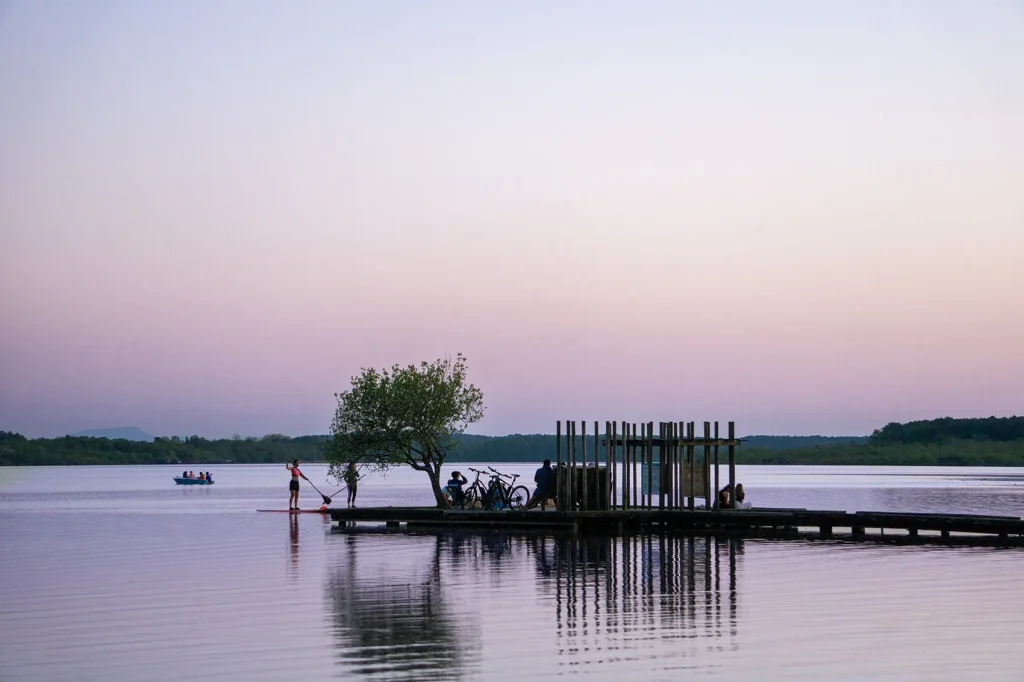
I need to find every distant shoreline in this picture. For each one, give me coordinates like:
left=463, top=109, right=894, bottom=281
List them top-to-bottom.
left=2, top=427, right=1023, bottom=467
left=2, top=432, right=1024, bottom=464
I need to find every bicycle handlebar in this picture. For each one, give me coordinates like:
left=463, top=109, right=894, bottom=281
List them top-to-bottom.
left=486, top=467, right=519, bottom=482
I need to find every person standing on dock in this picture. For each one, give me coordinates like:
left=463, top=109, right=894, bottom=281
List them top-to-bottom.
left=286, top=459, right=309, bottom=510
left=526, top=459, right=556, bottom=510
left=343, top=462, right=359, bottom=508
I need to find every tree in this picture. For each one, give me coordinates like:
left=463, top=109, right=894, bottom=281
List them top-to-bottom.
left=325, top=354, right=485, bottom=507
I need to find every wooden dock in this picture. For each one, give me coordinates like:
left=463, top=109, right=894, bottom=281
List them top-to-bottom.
left=327, top=419, right=1024, bottom=546
left=328, top=507, right=1024, bottom=546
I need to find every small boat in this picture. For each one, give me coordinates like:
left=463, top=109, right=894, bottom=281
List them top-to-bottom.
left=174, top=477, right=214, bottom=485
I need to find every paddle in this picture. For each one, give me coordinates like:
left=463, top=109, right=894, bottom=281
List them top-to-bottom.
left=304, top=479, right=333, bottom=506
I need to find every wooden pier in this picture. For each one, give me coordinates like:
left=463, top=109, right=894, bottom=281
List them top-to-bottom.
left=327, top=420, right=1024, bottom=546
left=328, top=507, right=1024, bottom=545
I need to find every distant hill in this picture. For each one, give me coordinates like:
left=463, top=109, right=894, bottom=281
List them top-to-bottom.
left=70, top=426, right=155, bottom=442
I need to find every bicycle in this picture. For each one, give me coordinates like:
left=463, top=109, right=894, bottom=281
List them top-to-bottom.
left=481, top=466, right=530, bottom=510
left=462, top=467, right=492, bottom=508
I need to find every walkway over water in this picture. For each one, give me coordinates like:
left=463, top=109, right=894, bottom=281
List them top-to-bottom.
left=328, top=507, right=1024, bottom=546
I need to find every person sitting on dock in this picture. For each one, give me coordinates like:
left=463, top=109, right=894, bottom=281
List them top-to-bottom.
left=526, top=459, right=556, bottom=510
left=447, top=471, right=468, bottom=509
left=735, top=484, right=751, bottom=509
left=718, top=486, right=731, bottom=509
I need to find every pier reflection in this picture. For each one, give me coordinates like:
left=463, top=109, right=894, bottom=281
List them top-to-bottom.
left=325, top=530, right=741, bottom=678
left=534, top=534, right=742, bottom=662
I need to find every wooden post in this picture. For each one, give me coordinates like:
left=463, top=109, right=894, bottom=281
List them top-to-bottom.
left=618, top=419, right=626, bottom=503
left=569, top=420, right=576, bottom=511
left=581, top=420, right=588, bottom=512
left=594, top=420, right=600, bottom=509
left=556, top=421, right=562, bottom=511
left=607, top=421, right=613, bottom=510
left=613, top=421, right=618, bottom=510
left=626, top=421, right=634, bottom=507
left=646, top=421, right=654, bottom=510
left=664, top=421, right=670, bottom=509
left=668, top=421, right=674, bottom=509
left=670, top=421, right=677, bottom=509
left=671, top=421, right=678, bottom=509
left=676, top=421, right=683, bottom=509
left=678, top=421, right=685, bottom=510
left=687, top=421, right=695, bottom=511
left=703, top=421, right=711, bottom=512
left=714, top=421, right=720, bottom=509
left=728, top=421, right=736, bottom=509
left=639, top=422, right=646, bottom=509
left=658, top=422, right=665, bottom=511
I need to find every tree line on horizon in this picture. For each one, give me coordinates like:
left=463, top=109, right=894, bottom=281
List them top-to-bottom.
left=1, top=416, right=1022, bottom=467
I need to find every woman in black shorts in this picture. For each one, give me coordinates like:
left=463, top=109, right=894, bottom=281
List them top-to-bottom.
left=286, top=459, right=308, bottom=510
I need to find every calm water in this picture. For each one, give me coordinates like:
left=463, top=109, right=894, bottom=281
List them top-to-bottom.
left=2, top=464, right=1024, bottom=681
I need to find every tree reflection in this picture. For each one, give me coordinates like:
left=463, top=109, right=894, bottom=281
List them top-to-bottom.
left=325, top=534, right=481, bottom=680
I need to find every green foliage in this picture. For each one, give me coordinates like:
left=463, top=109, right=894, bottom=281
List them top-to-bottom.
left=325, top=354, right=484, bottom=505
left=871, top=416, right=1024, bottom=444
left=0, top=431, right=329, bottom=466
left=742, top=435, right=868, bottom=450
left=741, top=439, right=1024, bottom=466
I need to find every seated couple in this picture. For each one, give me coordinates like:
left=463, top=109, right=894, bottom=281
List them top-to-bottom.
left=718, top=483, right=751, bottom=509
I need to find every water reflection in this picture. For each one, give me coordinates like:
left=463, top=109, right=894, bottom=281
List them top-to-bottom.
left=288, top=514, right=299, bottom=579
left=326, top=530, right=741, bottom=678
left=326, top=534, right=483, bottom=680
left=536, top=534, right=742, bottom=665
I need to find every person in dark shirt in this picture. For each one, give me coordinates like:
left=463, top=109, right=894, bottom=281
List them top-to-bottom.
left=526, top=459, right=556, bottom=510
left=447, top=471, right=468, bottom=509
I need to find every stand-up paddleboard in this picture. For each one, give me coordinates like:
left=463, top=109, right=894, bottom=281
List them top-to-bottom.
left=257, top=509, right=331, bottom=514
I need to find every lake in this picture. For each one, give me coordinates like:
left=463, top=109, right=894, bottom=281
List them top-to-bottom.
left=2, top=464, right=1023, bottom=681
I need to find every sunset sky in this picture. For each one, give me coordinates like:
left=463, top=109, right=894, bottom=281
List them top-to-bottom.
left=2, top=1, right=1022, bottom=439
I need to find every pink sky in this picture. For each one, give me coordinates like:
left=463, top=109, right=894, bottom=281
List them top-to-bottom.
left=1, top=2, right=1022, bottom=438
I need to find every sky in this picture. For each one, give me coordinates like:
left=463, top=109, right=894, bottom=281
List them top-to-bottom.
left=1, top=1, right=1022, bottom=439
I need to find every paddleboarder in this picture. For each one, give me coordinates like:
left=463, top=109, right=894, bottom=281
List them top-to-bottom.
left=286, top=459, right=309, bottom=510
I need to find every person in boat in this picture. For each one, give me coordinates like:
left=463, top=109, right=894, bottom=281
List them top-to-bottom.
left=286, top=459, right=309, bottom=510
left=526, top=459, right=556, bottom=510
left=343, top=462, right=359, bottom=508
left=182, top=471, right=188, bottom=479
left=188, top=471, right=195, bottom=479
left=205, top=471, right=212, bottom=483
left=446, top=471, right=468, bottom=509
left=198, top=472, right=205, bottom=481
left=734, top=483, right=751, bottom=509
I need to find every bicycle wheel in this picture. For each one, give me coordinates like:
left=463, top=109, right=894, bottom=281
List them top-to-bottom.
left=508, top=485, right=530, bottom=509
left=465, top=487, right=479, bottom=509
